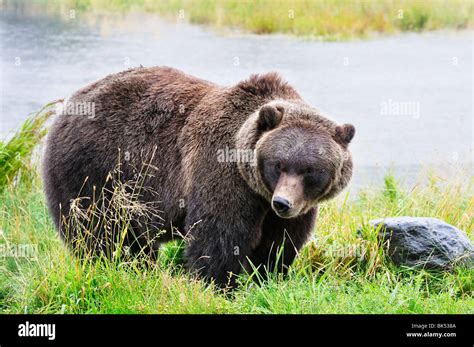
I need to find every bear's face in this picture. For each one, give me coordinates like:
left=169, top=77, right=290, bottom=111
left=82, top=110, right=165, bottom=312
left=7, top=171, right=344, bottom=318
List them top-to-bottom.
left=236, top=101, right=355, bottom=219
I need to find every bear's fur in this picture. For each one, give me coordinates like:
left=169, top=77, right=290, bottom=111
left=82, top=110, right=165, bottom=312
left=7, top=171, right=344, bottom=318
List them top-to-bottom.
left=43, top=66, right=355, bottom=288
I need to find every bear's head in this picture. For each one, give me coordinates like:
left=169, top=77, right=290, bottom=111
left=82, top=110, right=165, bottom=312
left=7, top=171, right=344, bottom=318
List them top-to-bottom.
left=237, top=100, right=355, bottom=218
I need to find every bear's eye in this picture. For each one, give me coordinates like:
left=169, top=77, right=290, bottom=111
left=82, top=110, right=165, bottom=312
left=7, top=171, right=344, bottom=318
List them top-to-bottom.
left=274, top=162, right=281, bottom=173
left=302, top=167, right=314, bottom=176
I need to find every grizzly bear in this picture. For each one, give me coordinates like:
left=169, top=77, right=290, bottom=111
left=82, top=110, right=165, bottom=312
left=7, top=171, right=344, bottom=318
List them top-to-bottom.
left=42, top=66, right=355, bottom=288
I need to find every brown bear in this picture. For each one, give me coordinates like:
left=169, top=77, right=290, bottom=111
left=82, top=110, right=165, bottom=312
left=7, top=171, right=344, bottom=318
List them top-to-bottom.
left=42, top=66, right=355, bottom=288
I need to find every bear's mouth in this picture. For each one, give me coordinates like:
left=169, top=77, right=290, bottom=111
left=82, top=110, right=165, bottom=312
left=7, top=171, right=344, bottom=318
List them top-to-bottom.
left=271, top=205, right=302, bottom=219
left=274, top=210, right=298, bottom=219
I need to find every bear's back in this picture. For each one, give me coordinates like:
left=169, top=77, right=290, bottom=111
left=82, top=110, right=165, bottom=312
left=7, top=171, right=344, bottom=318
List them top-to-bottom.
left=43, top=67, right=216, bottom=230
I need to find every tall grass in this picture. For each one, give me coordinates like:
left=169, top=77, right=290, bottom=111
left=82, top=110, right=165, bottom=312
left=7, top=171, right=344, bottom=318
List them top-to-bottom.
left=44, top=0, right=474, bottom=40
left=0, top=101, right=59, bottom=191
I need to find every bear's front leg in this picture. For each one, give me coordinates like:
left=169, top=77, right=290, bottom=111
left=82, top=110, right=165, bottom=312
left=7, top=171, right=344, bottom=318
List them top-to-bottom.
left=183, top=189, right=267, bottom=289
left=247, top=207, right=317, bottom=279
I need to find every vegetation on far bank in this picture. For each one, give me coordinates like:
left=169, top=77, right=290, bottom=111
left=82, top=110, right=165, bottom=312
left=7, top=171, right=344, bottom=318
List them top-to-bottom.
left=43, top=0, right=474, bottom=40
left=0, top=103, right=473, bottom=314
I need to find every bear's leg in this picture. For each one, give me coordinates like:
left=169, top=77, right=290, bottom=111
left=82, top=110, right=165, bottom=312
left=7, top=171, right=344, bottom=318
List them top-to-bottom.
left=183, top=197, right=266, bottom=289
left=246, top=208, right=317, bottom=279
left=125, top=221, right=162, bottom=261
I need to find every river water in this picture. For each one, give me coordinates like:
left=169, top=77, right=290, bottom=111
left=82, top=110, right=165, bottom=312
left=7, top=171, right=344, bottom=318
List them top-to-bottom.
left=1, top=2, right=472, bottom=188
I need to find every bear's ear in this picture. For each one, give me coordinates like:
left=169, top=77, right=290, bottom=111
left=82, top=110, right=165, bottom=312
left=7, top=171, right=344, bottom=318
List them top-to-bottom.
left=257, top=105, right=284, bottom=132
left=334, top=123, right=355, bottom=145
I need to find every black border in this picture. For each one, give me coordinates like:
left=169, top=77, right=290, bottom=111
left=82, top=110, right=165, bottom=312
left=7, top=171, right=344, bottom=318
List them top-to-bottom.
left=0, top=314, right=471, bottom=346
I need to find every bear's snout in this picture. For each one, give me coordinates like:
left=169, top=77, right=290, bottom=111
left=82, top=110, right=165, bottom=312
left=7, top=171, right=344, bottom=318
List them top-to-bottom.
left=271, top=173, right=305, bottom=218
left=272, top=196, right=292, bottom=214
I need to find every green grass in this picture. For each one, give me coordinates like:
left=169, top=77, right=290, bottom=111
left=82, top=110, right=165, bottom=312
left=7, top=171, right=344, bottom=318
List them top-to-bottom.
left=46, top=0, right=474, bottom=40
left=0, top=101, right=57, bottom=191
left=0, top=166, right=472, bottom=313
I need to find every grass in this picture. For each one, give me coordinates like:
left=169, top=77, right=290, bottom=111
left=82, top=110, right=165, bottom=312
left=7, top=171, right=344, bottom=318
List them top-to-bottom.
left=44, top=0, right=474, bottom=40
left=0, top=101, right=57, bottom=191
left=0, top=151, right=472, bottom=313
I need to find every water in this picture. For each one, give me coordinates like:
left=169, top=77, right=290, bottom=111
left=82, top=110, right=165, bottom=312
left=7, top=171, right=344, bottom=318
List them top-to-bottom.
left=1, top=3, right=472, bottom=188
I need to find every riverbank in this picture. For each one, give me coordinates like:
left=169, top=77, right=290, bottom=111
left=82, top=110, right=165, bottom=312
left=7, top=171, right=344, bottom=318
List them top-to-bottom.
left=40, top=0, right=474, bottom=40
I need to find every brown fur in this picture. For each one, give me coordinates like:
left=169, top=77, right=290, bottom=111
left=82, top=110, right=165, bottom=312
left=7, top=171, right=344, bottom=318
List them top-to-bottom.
left=42, top=66, right=354, bottom=288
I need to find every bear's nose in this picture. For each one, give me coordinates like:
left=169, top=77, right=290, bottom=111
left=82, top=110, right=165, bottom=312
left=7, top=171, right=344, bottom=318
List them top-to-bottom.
left=272, top=197, right=291, bottom=213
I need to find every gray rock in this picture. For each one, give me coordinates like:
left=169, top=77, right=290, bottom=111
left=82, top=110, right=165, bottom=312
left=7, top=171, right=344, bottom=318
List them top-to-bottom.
left=369, top=217, right=473, bottom=269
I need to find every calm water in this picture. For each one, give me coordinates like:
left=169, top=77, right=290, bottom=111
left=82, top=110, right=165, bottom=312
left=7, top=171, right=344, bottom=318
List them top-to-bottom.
left=1, top=3, right=472, bottom=188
